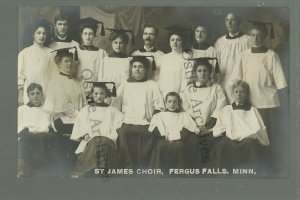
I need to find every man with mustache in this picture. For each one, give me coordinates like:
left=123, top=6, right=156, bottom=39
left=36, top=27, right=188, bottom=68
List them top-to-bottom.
left=49, top=14, right=79, bottom=50
left=132, top=25, right=165, bottom=81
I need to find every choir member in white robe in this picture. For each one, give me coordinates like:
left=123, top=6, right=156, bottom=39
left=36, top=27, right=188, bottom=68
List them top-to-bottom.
left=214, top=12, right=252, bottom=103
left=49, top=14, right=79, bottom=50
left=76, top=17, right=107, bottom=95
left=18, top=19, right=55, bottom=105
left=190, top=22, right=220, bottom=83
left=131, top=25, right=165, bottom=81
left=158, top=25, right=190, bottom=98
left=99, top=29, right=131, bottom=88
left=43, top=48, right=87, bottom=173
left=112, top=56, right=165, bottom=169
left=182, top=59, right=227, bottom=167
left=212, top=80, right=269, bottom=171
left=18, top=83, right=56, bottom=177
left=70, top=83, right=123, bottom=177
left=148, top=92, right=198, bottom=172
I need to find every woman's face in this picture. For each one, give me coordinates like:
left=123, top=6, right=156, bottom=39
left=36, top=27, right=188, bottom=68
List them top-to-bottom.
left=225, top=13, right=239, bottom=34
left=194, top=26, right=208, bottom=44
left=33, top=27, right=47, bottom=45
left=81, top=28, right=95, bottom=45
left=250, top=29, right=265, bottom=47
left=169, top=34, right=183, bottom=51
left=112, top=37, right=125, bottom=53
left=58, top=56, right=73, bottom=75
left=131, top=61, right=146, bottom=81
left=196, top=64, right=211, bottom=85
left=233, top=85, right=247, bottom=104
left=92, top=87, right=107, bottom=103
left=28, top=88, right=43, bottom=106
left=166, top=95, right=179, bottom=112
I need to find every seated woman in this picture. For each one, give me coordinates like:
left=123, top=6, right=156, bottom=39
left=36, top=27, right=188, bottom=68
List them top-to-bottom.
left=99, top=29, right=131, bottom=88
left=43, top=47, right=87, bottom=174
left=112, top=56, right=165, bottom=169
left=182, top=58, right=227, bottom=167
left=212, top=80, right=269, bottom=170
left=70, top=82, right=123, bottom=178
left=18, top=83, right=56, bottom=177
left=149, top=92, right=198, bottom=173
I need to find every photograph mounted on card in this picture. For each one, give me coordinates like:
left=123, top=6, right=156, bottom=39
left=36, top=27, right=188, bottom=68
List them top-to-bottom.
left=17, top=6, right=290, bottom=178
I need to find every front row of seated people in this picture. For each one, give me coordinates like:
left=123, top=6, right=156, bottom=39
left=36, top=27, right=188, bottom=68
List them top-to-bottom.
left=18, top=52, right=269, bottom=178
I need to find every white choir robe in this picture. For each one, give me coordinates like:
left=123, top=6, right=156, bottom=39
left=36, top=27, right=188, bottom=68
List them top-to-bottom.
left=214, top=34, right=252, bottom=102
left=49, top=40, right=79, bottom=50
left=18, top=44, right=56, bottom=104
left=191, top=46, right=220, bottom=83
left=76, top=48, right=107, bottom=94
left=131, top=49, right=165, bottom=81
left=230, top=49, right=287, bottom=108
left=158, top=52, right=188, bottom=98
left=98, top=56, right=130, bottom=88
left=43, top=73, right=87, bottom=124
left=112, top=80, right=165, bottom=125
left=182, top=83, right=227, bottom=127
left=18, top=105, right=52, bottom=134
left=70, top=105, right=124, bottom=154
left=213, top=105, right=269, bottom=146
left=148, top=111, right=198, bottom=141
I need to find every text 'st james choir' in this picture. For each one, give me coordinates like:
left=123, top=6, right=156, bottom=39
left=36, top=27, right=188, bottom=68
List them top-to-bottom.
left=17, top=8, right=288, bottom=178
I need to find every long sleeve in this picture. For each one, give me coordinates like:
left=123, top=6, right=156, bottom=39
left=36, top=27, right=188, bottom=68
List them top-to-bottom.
left=18, top=50, right=25, bottom=88
left=272, top=53, right=287, bottom=89
left=111, top=82, right=125, bottom=112
left=152, top=82, right=165, bottom=112
left=211, top=85, right=227, bottom=118
left=70, top=107, right=90, bottom=141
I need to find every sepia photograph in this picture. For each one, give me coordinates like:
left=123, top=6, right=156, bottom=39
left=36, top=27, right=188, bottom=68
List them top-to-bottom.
left=17, top=6, right=290, bottom=178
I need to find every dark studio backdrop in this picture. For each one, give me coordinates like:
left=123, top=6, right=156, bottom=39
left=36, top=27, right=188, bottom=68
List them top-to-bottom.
left=18, top=6, right=290, bottom=177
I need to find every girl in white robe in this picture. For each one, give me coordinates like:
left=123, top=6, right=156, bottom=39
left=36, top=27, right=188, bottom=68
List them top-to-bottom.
left=214, top=12, right=252, bottom=103
left=76, top=17, right=107, bottom=96
left=18, top=20, right=55, bottom=105
left=158, top=26, right=190, bottom=98
left=99, top=29, right=131, bottom=88
left=112, top=56, right=165, bottom=169
left=212, top=80, right=269, bottom=171
left=70, top=83, right=123, bottom=177
left=149, top=92, right=198, bottom=172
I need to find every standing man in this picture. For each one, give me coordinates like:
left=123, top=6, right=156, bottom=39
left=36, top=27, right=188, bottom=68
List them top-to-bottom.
left=214, top=12, right=252, bottom=103
left=49, top=14, right=79, bottom=50
left=132, top=25, right=165, bottom=81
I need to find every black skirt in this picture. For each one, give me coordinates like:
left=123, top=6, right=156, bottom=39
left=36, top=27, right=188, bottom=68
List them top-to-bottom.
left=117, top=123, right=154, bottom=169
left=74, top=136, right=119, bottom=176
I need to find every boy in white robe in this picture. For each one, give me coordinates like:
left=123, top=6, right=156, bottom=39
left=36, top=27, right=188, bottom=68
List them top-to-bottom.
left=212, top=80, right=269, bottom=171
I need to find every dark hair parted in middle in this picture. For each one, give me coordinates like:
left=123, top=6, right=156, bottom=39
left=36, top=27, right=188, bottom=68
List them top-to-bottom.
left=109, top=31, right=129, bottom=45
left=54, top=51, right=73, bottom=65
left=192, top=59, right=213, bottom=75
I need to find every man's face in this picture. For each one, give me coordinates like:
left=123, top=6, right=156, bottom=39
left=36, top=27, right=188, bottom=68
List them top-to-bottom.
left=225, top=13, right=240, bottom=34
left=55, top=20, right=68, bottom=37
left=142, top=27, right=156, bottom=47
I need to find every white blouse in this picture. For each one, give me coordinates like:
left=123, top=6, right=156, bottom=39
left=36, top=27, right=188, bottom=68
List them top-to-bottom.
left=214, top=34, right=252, bottom=102
left=230, top=49, right=287, bottom=108
left=112, top=80, right=165, bottom=125
left=182, top=83, right=227, bottom=127
left=213, top=104, right=269, bottom=146
left=71, top=105, right=124, bottom=154
left=149, top=111, right=198, bottom=141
